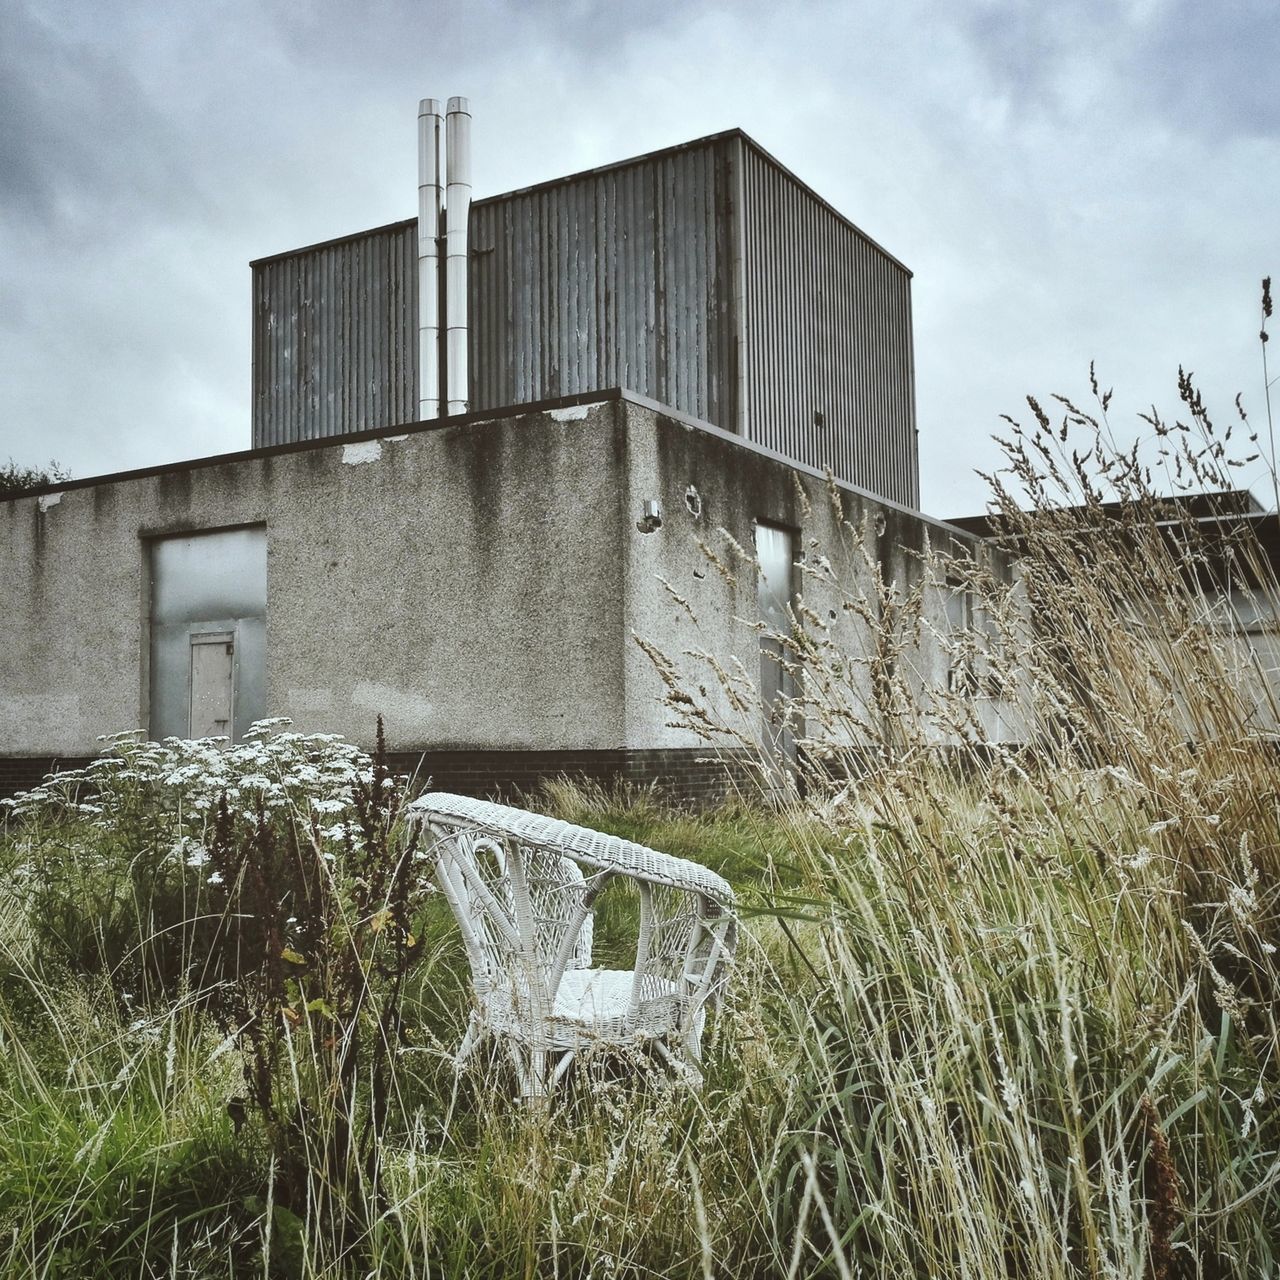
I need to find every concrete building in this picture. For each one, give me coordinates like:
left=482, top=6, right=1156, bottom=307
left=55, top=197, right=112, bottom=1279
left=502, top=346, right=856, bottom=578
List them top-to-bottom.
left=1, top=112, right=1010, bottom=803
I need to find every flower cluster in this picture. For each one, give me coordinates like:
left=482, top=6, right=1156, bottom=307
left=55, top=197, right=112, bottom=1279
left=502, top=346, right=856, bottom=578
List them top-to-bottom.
left=1, top=719, right=379, bottom=841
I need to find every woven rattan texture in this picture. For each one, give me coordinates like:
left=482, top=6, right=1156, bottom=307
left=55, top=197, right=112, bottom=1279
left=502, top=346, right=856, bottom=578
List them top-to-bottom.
left=408, top=791, right=738, bottom=1098
left=410, top=792, right=735, bottom=907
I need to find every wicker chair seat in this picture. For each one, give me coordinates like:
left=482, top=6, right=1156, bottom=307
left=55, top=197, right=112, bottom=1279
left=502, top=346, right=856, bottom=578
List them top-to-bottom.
left=477, top=970, right=688, bottom=1047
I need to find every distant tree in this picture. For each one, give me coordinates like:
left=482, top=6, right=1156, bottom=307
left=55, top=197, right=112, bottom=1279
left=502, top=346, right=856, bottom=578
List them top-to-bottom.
left=0, top=458, right=71, bottom=498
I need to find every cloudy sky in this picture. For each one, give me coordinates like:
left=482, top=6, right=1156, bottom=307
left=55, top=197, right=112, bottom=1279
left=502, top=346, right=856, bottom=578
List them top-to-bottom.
left=1, top=0, right=1275, bottom=518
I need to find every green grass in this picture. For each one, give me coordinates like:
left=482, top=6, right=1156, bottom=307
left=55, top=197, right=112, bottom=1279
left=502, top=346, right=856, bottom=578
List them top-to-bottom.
left=4, top=756, right=1278, bottom=1278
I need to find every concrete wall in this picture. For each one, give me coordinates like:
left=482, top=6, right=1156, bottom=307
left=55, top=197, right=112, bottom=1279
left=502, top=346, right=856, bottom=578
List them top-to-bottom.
left=1, top=391, right=1015, bottom=796
left=614, top=397, right=1021, bottom=758
left=1, top=400, right=629, bottom=759
left=3, top=478, right=150, bottom=756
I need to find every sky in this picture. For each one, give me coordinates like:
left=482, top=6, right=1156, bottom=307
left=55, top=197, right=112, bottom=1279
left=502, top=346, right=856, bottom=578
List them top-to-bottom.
left=1, top=0, right=1276, bottom=519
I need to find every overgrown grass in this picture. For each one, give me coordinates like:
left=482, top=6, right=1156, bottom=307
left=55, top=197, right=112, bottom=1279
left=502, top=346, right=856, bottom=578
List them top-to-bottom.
left=3, top=353, right=1280, bottom=1276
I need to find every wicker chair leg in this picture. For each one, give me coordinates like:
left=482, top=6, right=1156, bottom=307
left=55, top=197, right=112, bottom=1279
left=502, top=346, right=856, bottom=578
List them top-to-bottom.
left=454, top=1015, right=482, bottom=1068
left=683, top=1027, right=703, bottom=1066
left=653, top=1037, right=703, bottom=1089
left=502, top=1042, right=555, bottom=1102
left=523, top=1048, right=550, bottom=1102
left=549, top=1050, right=576, bottom=1089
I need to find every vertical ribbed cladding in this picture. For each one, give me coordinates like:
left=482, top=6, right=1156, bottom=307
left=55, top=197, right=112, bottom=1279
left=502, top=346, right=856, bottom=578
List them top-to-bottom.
left=250, top=127, right=919, bottom=513
left=467, top=134, right=737, bottom=429
left=739, top=139, right=919, bottom=509
left=251, top=221, right=418, bottom=448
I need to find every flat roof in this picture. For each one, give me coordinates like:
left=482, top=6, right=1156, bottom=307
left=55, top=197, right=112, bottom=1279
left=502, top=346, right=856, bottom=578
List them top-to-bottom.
left=1, top=389, right=620, bottom=502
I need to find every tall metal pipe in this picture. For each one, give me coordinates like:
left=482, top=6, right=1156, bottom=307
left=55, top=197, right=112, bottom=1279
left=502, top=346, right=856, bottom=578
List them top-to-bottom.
left=445, top=95, right=471, bottom=415
left=417, top=98, right=443, bottom=420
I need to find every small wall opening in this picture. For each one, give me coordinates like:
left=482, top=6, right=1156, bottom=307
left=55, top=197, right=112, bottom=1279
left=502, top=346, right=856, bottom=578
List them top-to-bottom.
left=755, top=521, right=798, bottom=773
left=148, top=527, right=267, bottom=741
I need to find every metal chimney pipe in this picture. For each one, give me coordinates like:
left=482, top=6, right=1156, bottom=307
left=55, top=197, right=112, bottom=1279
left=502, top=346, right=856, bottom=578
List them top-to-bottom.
left=444, top=95, right=471, bottom=415
left=417, top=98, right=443, bottom=420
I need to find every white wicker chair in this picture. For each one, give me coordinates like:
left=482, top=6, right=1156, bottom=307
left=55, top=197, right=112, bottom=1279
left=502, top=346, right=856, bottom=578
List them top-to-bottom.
left=408, top=792, right=737, bottom=1100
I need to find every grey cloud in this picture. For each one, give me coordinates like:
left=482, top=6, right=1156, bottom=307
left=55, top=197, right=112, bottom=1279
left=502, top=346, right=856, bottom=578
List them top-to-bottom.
left=0, top=0, right=1274, bottom=519
left=167, top=0, right=701, bottom=81
left=956, top=0, right=1279, bottom=139
left=1132, top=0, right=1279, bottom=137
left=0, top=3, right=210, bottom=235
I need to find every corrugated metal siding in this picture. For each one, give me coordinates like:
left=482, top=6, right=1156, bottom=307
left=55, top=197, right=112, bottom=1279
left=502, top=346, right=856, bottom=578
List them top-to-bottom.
left=250, top=132, right=919, bottom=510
left=468, top=138, right=738, bottom=427
left=740, top=140, right=919, bottom=509
left=252, top=223, right=417, bottom=447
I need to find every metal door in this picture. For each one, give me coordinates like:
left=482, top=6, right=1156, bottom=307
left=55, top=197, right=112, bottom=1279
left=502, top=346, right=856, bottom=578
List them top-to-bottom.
left=149, top=527, right=266, bottom=743
left=189, top=632, right=235, bottom=740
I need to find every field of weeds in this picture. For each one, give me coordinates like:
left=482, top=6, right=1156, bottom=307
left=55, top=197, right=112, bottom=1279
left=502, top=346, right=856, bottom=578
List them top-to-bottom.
left=2, top=362, right=1280, bottom=1278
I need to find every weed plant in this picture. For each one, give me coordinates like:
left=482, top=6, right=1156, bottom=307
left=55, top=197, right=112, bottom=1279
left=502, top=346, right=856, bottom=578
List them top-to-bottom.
left=636, top=326, right=1280, bottom=1275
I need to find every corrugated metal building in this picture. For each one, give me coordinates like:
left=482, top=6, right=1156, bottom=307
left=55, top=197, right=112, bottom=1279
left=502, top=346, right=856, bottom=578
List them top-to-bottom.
left=251, top=130, right=920, bottom=509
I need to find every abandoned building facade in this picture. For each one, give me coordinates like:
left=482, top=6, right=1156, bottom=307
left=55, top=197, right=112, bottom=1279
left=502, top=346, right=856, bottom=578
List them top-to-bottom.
left=1, top=104, right=1014, bottom=802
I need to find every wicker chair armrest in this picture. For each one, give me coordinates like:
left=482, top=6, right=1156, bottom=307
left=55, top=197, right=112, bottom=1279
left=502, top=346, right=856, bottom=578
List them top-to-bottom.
left=408, top=793, right=737, bottom=910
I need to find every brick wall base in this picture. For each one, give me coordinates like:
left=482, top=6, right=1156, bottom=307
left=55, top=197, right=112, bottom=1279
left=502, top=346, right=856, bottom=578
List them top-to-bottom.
left=1, top=747, right=759, bottom=810
left=0, top=756, right=95, bottom=799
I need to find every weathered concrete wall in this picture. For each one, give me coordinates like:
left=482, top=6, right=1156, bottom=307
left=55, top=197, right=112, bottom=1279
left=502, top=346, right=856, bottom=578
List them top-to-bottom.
left=1, top=392, right=1018, bottom=784
left=616, top=398, right=1023, bottom=757
left=1, top=400, right=628, bottom=758
left=262, top=403, right=627, bottom=751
